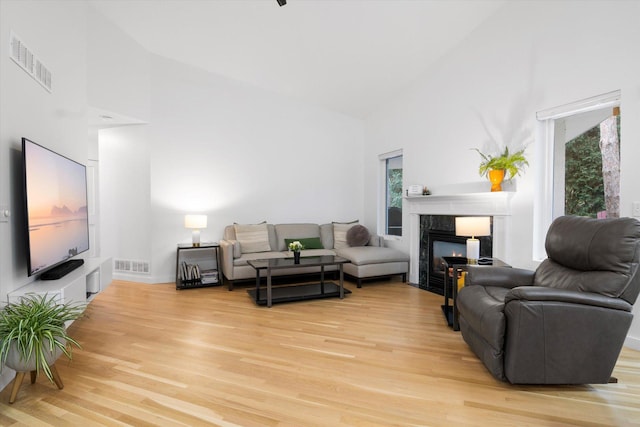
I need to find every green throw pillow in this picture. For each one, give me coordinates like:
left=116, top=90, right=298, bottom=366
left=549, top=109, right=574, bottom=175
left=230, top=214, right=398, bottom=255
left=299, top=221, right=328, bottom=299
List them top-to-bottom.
left=284, top=237, right=324, bottom=250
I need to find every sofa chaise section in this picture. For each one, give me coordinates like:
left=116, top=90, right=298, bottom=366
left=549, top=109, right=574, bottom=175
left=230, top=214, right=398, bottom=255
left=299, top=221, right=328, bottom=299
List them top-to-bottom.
left=335, top=245, right=408, bottom=288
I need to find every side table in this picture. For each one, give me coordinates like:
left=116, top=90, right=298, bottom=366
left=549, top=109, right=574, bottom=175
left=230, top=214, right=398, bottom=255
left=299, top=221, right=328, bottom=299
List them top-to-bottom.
left=175, top=243, right=221, bottom=289
left=442, top=257, right=510, bottom=331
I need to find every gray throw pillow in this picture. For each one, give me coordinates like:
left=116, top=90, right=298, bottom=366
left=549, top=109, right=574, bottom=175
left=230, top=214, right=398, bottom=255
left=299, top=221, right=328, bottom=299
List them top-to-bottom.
left=346, top=224, right=370, bottom=247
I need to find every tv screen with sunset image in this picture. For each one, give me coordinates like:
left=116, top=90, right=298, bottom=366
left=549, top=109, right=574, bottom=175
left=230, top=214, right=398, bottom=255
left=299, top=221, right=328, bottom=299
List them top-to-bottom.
left=22, top=138, right=89, bottom=277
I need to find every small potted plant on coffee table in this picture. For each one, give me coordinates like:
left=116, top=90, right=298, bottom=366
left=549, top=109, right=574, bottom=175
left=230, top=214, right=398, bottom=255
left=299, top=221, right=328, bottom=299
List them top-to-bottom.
left=288, top=241, right=305, bottom=264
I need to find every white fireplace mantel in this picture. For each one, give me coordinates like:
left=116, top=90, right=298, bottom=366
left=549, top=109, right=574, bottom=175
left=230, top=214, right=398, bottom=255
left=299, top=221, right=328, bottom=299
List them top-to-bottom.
left=406, top=192, right=514, bottom=283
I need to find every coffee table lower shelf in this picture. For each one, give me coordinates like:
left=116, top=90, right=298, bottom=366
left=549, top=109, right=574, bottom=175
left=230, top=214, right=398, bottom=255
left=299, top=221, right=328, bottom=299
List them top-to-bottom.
left=247, top=282, right=352, bottom=306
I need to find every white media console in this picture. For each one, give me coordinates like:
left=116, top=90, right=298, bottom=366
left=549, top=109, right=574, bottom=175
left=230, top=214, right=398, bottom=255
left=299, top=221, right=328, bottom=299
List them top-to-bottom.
left=7, top=257, right=113, bottom=306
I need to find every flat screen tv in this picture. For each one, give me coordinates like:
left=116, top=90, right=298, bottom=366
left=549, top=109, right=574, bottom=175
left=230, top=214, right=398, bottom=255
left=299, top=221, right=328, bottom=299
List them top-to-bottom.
left=22, top=137, right=89, bottom=279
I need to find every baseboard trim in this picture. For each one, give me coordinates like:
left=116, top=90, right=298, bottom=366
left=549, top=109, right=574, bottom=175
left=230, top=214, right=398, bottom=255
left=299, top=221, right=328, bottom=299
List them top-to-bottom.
left=112, top=272, right=155, bottom=284
left=624, top=335, right=640, bottom=351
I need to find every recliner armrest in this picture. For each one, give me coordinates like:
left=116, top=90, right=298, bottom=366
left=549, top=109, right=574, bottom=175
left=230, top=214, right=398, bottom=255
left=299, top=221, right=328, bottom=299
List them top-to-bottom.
left=465, top=266, right=534, bottom=289
left=506, top=286, right=633, bottom=312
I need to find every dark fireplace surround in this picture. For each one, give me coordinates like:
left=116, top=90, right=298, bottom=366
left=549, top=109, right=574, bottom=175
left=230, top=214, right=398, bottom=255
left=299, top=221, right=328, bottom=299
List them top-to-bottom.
left=419, top=215, right=493, bottom=295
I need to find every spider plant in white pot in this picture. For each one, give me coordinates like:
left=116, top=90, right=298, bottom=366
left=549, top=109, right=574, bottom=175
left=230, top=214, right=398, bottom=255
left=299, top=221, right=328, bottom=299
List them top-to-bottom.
left=0, top=293, right=84, bottom=403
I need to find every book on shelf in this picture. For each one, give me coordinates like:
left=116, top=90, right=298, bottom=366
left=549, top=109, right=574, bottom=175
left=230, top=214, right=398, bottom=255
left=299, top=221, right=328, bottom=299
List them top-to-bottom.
left=180, top=261, right=188, bottom=280
left=181, top=261, right=203, bottom=281
left=200, top=269, right=219, bottom=284
left=200, top=269, right=217, bottom=276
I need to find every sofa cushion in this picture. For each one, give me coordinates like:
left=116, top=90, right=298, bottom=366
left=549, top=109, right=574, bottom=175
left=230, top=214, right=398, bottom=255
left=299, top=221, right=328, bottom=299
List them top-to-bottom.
left=538, top=216, right=640, bottom=299
left=545, top=216, right=640, bottom=274
left=333, top=220, right=358, bottom=249
left=234, top=222, right=271, bottom=253
left=275, top=223, right=320, bottom=251
left=320, top=223, right=334, bottom=249
left=346, top=225, right=370, bottom=247
left=284, top=237, right=324, bottom=250
left=335, top=246, right=408, bottom=265
left=534, top=259, right=636, bottom=299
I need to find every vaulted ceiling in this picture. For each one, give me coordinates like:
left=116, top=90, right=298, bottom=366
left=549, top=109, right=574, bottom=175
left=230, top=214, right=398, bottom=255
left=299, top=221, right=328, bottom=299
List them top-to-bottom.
left=89, top=0, right=506, bottom=118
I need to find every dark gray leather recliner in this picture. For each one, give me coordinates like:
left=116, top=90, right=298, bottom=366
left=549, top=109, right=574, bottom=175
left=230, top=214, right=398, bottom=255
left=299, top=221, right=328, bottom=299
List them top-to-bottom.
left=457, top=215, right=640, bottom=384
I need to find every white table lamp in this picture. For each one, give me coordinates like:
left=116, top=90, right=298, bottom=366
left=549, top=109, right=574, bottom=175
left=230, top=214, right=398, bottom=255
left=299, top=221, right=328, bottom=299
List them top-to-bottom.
left=185, top=214, right=207, bottom=247
left=455, top=216, right=491, bottom=264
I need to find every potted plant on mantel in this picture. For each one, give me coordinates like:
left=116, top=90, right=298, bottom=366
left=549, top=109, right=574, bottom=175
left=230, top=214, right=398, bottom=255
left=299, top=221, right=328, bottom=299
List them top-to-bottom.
left=473, top=146, right=529, bottom=192
left=0, top=293, right=84, bottom=403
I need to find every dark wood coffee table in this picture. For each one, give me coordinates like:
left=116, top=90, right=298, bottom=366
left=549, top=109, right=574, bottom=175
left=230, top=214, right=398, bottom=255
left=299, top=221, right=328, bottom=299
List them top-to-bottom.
left=247, top=255, right=351, bottom=307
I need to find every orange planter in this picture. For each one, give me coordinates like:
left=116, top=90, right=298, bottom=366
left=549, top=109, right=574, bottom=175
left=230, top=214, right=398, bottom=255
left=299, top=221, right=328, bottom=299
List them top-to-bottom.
left=488, top=169, right=505, bottom=192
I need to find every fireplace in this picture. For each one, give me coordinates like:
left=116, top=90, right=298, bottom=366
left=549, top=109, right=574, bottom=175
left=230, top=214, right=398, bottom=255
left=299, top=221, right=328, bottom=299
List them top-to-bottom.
left=405, top=192, right=512, bottom=285
left=419, top=215, right=492, bottom=294
left=428, top=233, right=467, bottom=294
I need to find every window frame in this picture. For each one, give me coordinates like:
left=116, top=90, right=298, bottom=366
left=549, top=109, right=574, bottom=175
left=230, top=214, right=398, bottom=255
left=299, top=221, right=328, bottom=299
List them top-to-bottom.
left=533, top=90, right=620, bottom=260
left=378, top=149, right=403, bottom=239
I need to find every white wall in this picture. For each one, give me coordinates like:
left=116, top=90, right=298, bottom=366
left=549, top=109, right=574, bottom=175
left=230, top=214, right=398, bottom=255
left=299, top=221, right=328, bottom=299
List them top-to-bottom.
left=0, top=0, right=89, bottom=302
left=0, top=0, right=89, bottom=390
left=363, top=0, right=640, bottom=347
left=86, top=5, right=150, bottom=123
left=86, top=5, right=364, bottom=284
left=147, top=55, right=365, bottom=282
left=98, top=125, right=151, bottom=278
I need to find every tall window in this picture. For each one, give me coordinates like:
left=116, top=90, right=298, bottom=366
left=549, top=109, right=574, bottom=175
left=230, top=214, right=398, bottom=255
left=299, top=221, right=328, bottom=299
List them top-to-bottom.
left=534, top=90, right=620, bottom=259
left=563, top=112, right=620, bottom=218
left=379, top=151, right=403, bottom=236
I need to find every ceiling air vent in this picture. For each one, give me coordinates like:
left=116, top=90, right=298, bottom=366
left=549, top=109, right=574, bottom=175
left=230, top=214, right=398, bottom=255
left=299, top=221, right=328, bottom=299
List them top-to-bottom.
left=10, top=31, right=52, bottom=92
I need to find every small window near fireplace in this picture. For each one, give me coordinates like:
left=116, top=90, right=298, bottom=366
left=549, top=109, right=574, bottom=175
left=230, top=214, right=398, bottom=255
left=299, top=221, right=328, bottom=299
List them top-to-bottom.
left=379, top=150, right=403, bottom=237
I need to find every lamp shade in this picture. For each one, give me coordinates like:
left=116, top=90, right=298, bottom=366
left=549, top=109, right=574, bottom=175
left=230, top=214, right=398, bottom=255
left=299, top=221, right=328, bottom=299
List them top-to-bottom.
left=184, top=214, right=207, bottom=229
left=185, top=214, right=207, bottom=247
left=455, top=216, right=490, bottom=238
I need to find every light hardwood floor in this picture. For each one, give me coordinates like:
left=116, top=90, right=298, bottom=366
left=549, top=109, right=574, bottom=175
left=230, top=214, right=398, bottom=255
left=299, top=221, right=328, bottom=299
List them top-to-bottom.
left=1, top=278, right=640, bottom=426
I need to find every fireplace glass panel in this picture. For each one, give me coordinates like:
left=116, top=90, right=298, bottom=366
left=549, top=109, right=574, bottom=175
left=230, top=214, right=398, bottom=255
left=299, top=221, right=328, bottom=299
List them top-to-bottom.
left=419, top=214, right=493, bottom=294
left=432, top=241, right=466, bottom=276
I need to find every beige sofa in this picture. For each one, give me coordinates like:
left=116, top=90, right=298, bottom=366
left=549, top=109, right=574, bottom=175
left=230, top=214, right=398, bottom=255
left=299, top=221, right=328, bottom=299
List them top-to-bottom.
left=219, top=222, right=409, bottom=290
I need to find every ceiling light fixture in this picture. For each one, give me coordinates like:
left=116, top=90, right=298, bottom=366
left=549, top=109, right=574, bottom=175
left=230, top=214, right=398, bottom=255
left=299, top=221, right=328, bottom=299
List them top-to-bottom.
left=277, top=0, right=286, bottom=6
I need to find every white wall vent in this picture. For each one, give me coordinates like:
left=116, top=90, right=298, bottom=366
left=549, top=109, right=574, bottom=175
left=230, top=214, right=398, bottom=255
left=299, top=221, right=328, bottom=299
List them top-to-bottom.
left=10, top=31, right=52, bottom=92
left=114, top=259, right=150, bottom=274
left=114, top=259, right=130, bottom=272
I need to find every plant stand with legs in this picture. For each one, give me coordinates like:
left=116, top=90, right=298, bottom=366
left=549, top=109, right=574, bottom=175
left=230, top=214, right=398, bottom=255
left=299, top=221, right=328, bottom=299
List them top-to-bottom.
left=9, top=363, right=64, bottom=404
